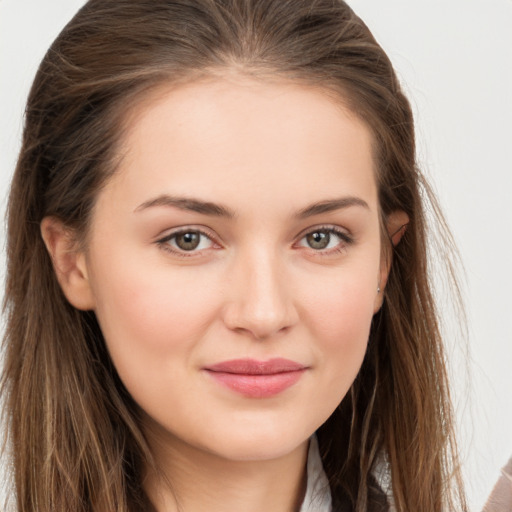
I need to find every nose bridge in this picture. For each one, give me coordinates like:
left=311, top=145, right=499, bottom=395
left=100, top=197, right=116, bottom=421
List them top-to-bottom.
left=224, top=243, right=297, bottom=339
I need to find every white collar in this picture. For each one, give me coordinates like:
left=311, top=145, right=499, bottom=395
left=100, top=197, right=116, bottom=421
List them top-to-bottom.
left=299, top=435, right=332, bottom=512
left=299, top=436, right=394, bottom=512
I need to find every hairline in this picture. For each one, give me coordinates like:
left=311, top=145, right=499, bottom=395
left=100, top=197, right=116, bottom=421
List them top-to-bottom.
left=77, top=66, right=387, bottom=248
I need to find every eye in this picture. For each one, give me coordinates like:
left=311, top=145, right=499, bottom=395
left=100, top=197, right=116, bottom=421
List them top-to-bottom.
left=297, top=227, right=352, bottom=252
left=157, top=229, right=216, bottom=254
left=305, top=231, right=332, bottom=250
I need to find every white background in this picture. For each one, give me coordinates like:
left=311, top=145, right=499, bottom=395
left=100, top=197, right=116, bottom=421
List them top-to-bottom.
left=1, top=1, right=511, bottom=510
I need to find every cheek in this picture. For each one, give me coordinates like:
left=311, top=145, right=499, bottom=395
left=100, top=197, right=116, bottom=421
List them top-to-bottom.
left=88, top=257, right=221, bottom=386
left=303, top=265, right=377, bottom=340
left=299, top=267, right=377, bottom=391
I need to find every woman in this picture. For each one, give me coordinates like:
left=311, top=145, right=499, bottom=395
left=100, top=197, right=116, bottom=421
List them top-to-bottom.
left=1, top=0, right=467, bottom=511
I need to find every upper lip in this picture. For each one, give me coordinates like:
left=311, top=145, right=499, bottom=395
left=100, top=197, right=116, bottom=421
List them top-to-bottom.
left=204, top=358, right=307, bottom=375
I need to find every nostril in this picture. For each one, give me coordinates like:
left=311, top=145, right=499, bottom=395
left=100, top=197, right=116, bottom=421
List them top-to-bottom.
left=221, top=256, right=299, bottom=339
left=222, top=295, right=298, bottom=340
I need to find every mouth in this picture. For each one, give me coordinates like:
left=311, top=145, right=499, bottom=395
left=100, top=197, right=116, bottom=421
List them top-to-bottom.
left=203, top=358, right=308, bottom=398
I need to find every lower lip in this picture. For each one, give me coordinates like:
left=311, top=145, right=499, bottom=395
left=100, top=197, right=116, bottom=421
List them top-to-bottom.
left=206, top=370, right=306, bottom=398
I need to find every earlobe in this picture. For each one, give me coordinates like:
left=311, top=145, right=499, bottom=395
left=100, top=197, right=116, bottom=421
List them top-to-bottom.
left=40, top=216, right=96, bottom=311
left=373, top=285, right=384, bottom=314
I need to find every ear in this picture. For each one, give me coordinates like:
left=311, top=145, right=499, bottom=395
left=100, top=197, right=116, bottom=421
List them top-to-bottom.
left=374, top=210, right=409, bottom=313
left=387, top=210, right=409, bottom=247
left=40, top=216, right=96, bottom=311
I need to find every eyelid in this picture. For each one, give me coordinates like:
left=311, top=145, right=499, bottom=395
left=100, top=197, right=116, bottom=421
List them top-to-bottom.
left=154, top=224, right=353, bottom=258
left=294, top=224, right=354, bottom=253
left=295, top=224, right=353, bottom=241
left=155, top=225, right=222, bottom=256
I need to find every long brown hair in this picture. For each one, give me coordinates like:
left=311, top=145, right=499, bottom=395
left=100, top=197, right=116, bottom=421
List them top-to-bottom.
left=1, top=1, right=466, bottom=510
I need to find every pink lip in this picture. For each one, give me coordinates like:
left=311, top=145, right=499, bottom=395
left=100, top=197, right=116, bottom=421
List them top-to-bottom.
left=204, top=358, right=307, bottom=398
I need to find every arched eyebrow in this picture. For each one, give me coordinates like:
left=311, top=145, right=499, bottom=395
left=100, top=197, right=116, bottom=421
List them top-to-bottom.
left=134, top=194, right=369, bottom=218
left=134, top=195, right=235, bottom=218
left=297, top=197, right=370, bottom=218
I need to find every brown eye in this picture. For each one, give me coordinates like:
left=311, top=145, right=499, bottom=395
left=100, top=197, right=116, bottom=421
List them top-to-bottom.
left=297, top=227, right=352, bottom=253
left=157, top=228, right=217, bottom=255
left=174, top=231, right=202, bottom=251
left=306, top=231, right=330, bottom=250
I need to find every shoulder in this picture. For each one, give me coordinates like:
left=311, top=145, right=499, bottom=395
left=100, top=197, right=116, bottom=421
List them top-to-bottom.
left=482, top=456, right=512, bottom=512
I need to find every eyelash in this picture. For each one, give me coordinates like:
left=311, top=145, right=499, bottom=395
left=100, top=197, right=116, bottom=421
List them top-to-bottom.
left=155, top=225, right=354, bottom=258
left=294, top=225, right=354, bottom=256
left=156, top=227, right=219, bottom=258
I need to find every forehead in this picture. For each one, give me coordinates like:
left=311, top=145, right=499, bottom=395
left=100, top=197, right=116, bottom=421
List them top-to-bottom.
left=103, top=77, right=378, bottom=215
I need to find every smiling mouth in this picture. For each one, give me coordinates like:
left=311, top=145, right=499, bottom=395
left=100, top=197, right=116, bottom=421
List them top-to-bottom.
left=203, top=358, right=307, bottom=398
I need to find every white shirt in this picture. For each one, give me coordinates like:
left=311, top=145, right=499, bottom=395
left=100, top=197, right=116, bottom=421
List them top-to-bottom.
left=300, top=436, right=395, bottom=512
left=300, top=436, right=332, bottom=512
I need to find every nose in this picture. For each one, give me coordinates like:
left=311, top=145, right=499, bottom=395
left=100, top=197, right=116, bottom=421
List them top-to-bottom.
left=222, top=248, right=299, bottom=340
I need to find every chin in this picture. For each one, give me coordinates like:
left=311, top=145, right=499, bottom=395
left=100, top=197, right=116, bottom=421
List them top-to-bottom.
left=192, top=419, right=315, bottom=462
left=209, top=437, right=308, bottom=462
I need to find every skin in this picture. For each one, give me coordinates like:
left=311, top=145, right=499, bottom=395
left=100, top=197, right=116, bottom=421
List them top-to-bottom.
left=42, top=77, right=406, bottom=512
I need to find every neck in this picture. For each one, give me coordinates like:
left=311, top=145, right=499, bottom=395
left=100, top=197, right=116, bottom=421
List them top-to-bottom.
left=143, top=428, right=309, bottom=512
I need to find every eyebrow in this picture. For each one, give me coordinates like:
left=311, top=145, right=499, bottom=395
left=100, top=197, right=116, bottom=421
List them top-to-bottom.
left=134, top=194, right=369, bottom=218
left=134, top=195, right=236, bottom=217
left=297, top=197, right=370, bottom=218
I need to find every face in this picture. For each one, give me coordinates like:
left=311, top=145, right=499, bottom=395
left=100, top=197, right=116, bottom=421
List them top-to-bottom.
left=72, top=78, right=386, bottom=462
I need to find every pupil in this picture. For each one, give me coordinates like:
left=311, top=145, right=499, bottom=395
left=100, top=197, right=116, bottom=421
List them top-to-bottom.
left=307, top=231, right=330, bottom=249
left=176, top=232, right=200, bottom=250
